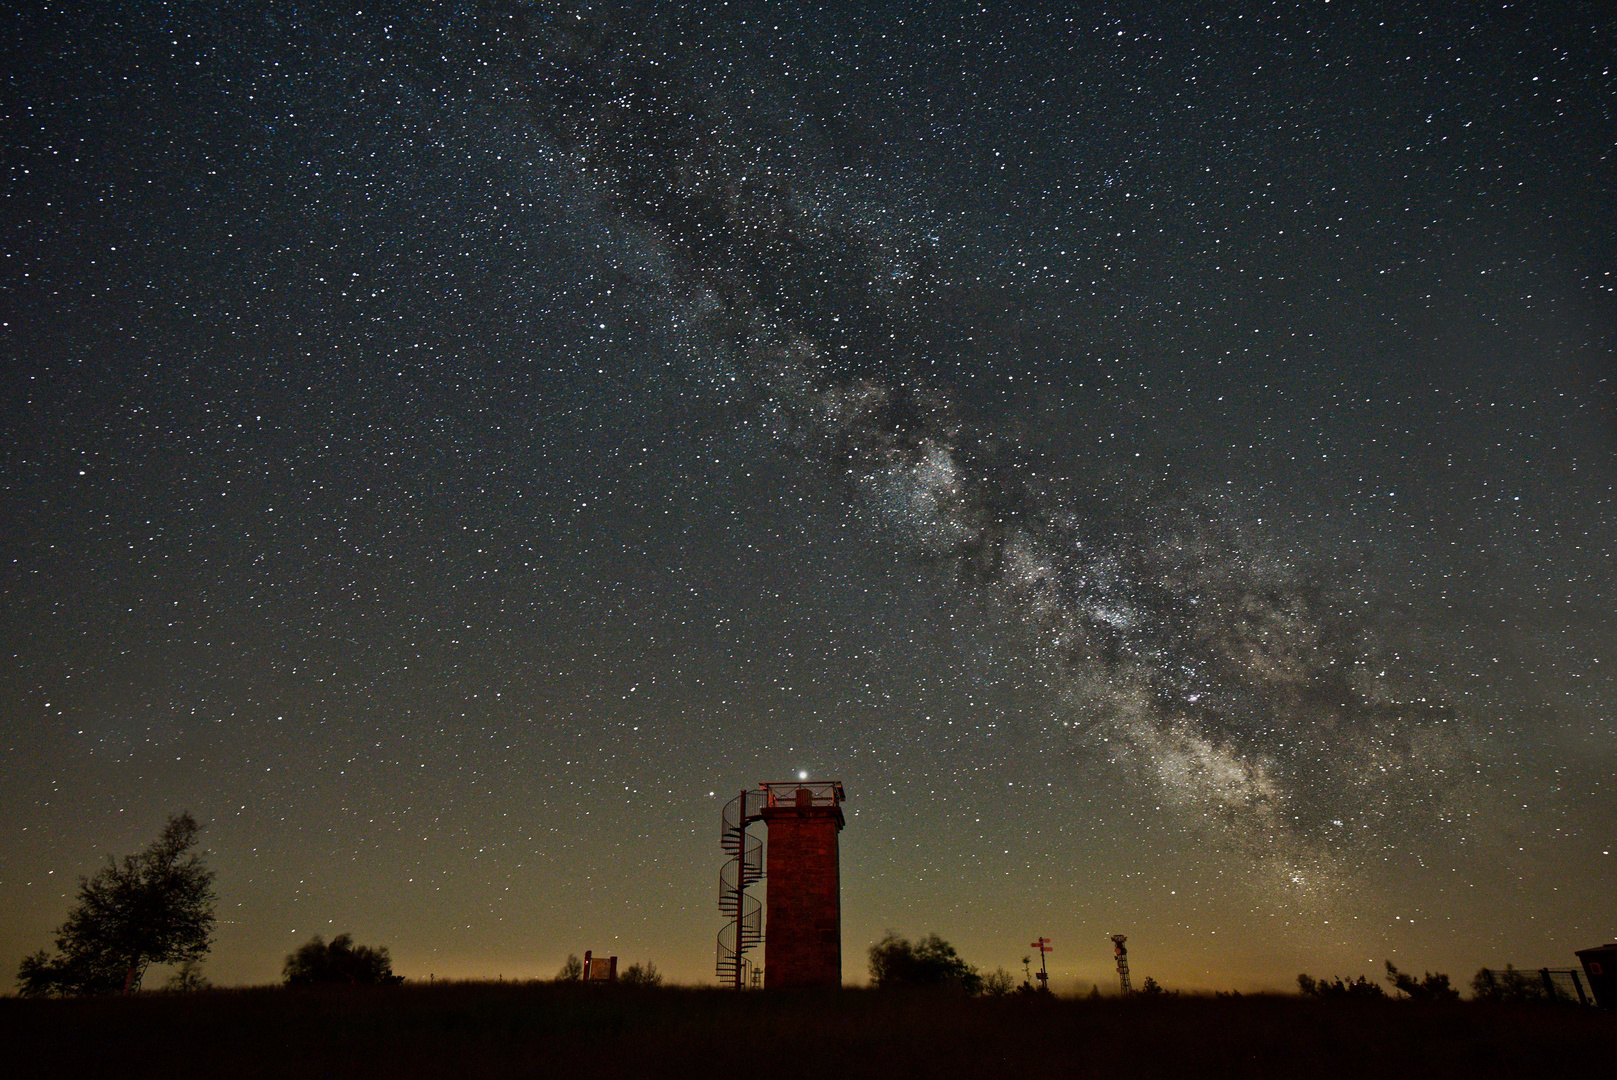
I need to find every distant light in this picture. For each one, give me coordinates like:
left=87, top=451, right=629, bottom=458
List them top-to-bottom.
left=798, top=770, right=808, bottom=780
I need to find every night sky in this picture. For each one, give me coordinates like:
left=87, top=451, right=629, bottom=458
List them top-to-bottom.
left=4, top=0, right=1613, bottom=993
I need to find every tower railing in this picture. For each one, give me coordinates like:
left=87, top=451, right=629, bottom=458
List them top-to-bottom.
left=758, top=780, right=845, bottom=808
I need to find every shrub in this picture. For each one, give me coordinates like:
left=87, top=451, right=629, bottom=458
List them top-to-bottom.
left=868, top=931, right=983, bottom=994
left=283, top=933, right=403, bottom=986
left=620, top=961, right=663, bottom=987
left=1385, top=961, right=1459, bottom=1001
left=981, top=968, right=1015, bottom=997
left=1298, top=973, right=1386, bottom=999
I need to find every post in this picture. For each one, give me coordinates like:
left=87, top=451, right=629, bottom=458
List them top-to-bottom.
left=733, top=788, right=748, bottom=990
left=1031, top=937, right=1052, bottom=991
left=1570, top=968, right=1589, bottom=1006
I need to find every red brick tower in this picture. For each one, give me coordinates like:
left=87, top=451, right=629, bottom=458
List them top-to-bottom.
left=759, top=780, right=846, bottom=989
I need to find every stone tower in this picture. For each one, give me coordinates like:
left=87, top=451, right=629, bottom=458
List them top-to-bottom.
left=759, top=780, right=846, bottom=989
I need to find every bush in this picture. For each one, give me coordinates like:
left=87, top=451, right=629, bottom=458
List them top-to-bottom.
left=868, top=932, right=983, bottom=994
left=283, top=933, right=403, bottom=986
left=164, top=959, right=211, bottom=992
left=620, top=961, right=663, bottom=987
left=1385, top=962, right=1459, bottom=1001
left=981, top=968, right=1015, bottom=997
left=1297, top=973, right=1386, bottom=1000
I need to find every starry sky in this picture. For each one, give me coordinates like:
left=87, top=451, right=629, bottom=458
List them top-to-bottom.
left=3, top=0, right=1613, bottom=993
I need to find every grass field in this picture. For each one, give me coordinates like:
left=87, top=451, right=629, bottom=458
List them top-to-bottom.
left=4, top=982, right=1613, bottom=1079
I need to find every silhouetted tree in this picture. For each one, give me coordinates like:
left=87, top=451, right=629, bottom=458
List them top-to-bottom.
left=16, top=813, right=216, bottom=996
left=868, top=931, right=983, bottom=993
left=283, top=933, right=402, bottom=985
left=17, top=950, right=121, bottom=998
left=554, top=954, right=584, bottom=981
left=164, top=959, right=211, bottom=992
left=619, top=961, right=663, bottom=986
left=1385, top=961, right=1460, bottom=1001
left=981, top=967, right=1015, bottom=997
left=1298, top=972, right=1386, bottom=999
left=1139, top=976, right=1168, bottom=996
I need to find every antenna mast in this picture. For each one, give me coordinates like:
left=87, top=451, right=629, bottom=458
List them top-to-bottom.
left=1111, top=934, right=1132, bottom=995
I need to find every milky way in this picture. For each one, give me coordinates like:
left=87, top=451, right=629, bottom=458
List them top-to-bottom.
left=485, top=3, right=1489, bottom=892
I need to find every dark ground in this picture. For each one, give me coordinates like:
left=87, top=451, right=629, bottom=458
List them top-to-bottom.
left=4, top=983, right=1613, bottom=1079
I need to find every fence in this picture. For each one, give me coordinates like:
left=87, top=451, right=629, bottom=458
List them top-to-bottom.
left=1473, top=967, right=1592, bottom=1005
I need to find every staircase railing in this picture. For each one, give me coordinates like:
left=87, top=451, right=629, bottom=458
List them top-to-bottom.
left=717, top=789, right=766, bottom=986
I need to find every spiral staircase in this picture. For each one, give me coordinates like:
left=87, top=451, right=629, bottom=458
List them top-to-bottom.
left=716, top=789, right=766, bottom=987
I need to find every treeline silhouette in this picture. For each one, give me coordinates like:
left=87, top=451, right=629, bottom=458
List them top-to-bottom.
left=13, top=816, right=1604, bottom=1015
left=1299, top=962, right=1460, bottom=1002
